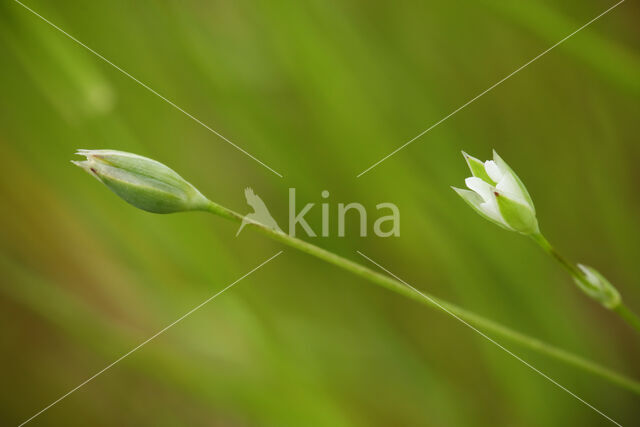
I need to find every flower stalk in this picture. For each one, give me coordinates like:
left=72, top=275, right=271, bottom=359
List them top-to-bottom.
left=74, top=149, right=640, bottom=394
left=202, top=200, right=640, bottom=393
left=203, top=202, right=640, bottom=395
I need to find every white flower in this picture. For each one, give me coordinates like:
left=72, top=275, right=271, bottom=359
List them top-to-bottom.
left=452, top=150, right=538, bottom=234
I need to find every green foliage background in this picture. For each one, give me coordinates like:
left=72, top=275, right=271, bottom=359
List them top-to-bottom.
left=1, top=0, right=639, bottom=425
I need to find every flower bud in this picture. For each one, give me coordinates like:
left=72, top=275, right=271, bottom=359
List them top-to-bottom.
left=72, top=149, right=209, bottom=213
left=452, top=150, right=538, bottom=234
left=574, top=264, right=621, bottom=309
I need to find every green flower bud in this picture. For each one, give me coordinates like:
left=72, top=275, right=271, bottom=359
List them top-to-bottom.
left=72, top=149, right=209, bottom=213
left=452, top=150, right=539, bottom=234
left=574, top=264, right=621, bottom=309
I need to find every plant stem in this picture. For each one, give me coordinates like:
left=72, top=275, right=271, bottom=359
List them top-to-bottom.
left=201, top=201, right=640, bottom=395
left=531, top=233, right=640, bottom=335
left=613, top=304, right=640, bottom=333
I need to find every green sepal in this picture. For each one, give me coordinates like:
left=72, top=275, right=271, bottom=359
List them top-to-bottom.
left=73, top=149, right=209, bottom=214
left=83, top=150, right=194, bottom=193
left=493, top=150, right=535, bottom=213
left=462, top=151, right=495, bottom=185
left=98, top=164, right=194, bottom=214
left=452, top=187, right=511, bottom=231
left=495, top=191, right=538, bottom=234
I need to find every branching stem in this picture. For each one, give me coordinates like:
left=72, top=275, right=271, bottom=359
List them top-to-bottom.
left=201, top=201, right=640, bottom=395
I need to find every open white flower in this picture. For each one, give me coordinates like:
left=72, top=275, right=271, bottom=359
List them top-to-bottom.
left=452, top=150, right=538, bottom=234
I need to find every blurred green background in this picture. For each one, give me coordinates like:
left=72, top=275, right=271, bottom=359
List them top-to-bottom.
left=1, top=0, right=639, bottom=425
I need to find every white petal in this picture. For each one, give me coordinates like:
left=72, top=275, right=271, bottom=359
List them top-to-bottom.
left=484, top=160, right=503, bottom=183
left=496, top=172, right=528, bottom=206
left=465, top=177, right=493, bottom=203
left=465, top=177, right=508, bottom=226
left=479, top=200, right=503, bottom=223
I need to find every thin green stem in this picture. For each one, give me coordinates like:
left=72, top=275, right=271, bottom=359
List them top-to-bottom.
left=200, top=201, right=640, bottom=395
left=531, top=233, right=640, bottom=335
left=531, top=233, right=584, bottom=279
left=613, top=304, right=640, bottom=333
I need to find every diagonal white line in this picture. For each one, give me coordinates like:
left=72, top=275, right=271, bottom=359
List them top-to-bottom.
left=12, top=0, right=283, bottom=178
left=356, top=0, right=625, bottom=177
left=356, top=250, right=622, bottom=426
left=18, top=251, right=283, bottom=427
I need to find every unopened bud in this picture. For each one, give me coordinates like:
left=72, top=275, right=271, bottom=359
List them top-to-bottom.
left=72, top=149, right=209, bottom=214
left=574, top=264, right=621, bottom=309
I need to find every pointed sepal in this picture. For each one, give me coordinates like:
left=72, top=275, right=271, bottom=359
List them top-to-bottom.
left=494, top=190, right=539, bottom=234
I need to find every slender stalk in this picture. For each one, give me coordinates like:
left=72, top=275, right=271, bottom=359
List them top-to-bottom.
left=201, top=201, right=640, bottom=395
left=531, top=233, right=640, bottom=335
left=613, top=304, right=640, bottom=333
